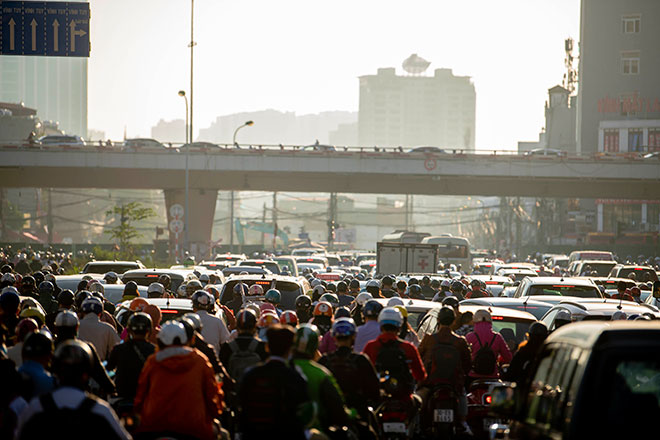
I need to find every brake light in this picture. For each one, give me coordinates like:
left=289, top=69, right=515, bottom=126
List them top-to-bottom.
left=634, top=268, right=643, bottom=271
left=146, top=274, right=159, bottom=278
left=255, top=281, right=271, bottom=285
left=486, top=281, right=498, bottom=285
left=553, top=285, right=575, bottom=288
left=161, top=310, right=178, bottom=314
left=492, top=316, right=503, bottom=320
left=484, top=395, right=492, bottom=404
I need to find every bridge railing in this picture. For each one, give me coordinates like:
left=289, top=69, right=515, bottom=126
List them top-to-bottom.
left=0, top=140, right=657, bottom=162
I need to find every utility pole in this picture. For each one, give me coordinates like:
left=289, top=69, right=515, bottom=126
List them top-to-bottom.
left=47, top=188, right=53, bottom=244
left=229, top=192, right=234, bottom=252
left=272, top=192, right=278, bottom=250
left=327, top=193, right=337, bottom=250
left=404, top=195, right=410, bottom=230
left=515, top=197, right=521, bottom=258
left=261, top=203, right=266, bottom=249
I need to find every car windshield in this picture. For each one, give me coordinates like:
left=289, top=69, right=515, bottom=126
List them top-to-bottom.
left=437, top=244, right=469, bottom=259
left=239, top=260, right=281, bottom=274
left=580, top=262, right=615, bottom=276
left=82, top=263, right=137, bottom=274
left=617, top=268, right=658, bottom=282
left=528, top=284, right=600, bottom=298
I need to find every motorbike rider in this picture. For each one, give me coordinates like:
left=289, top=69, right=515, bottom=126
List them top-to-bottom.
left=380, top=276, right=397, bottom=298
left=420, top=276, right=435, bottom=299
left=365, top=279, right=381, bottom=298
left=432, top=279, right=452, bottom=302
left=465, top=279, right=491, bottom=299
left=37, top=281, right=58, bottom=316
left=336, top=281, right=355, bottom=307
left=264, top=289, right=283, bottom=316
left=192, top=290, right=230, bottom=355
left=351, top=292, right=373, bottom=326
left=295, top=294, right=313, bottom=323
left=78, top=297, right=120, bottom=361
left=353, top=299, right=383, bottom=353
left=418, top=306, right=472, bottom=435
left=219, top=308, right=267, bottom=382
left=465, top=309, right=512, bottom=380
left=503, top=321, right=549, bottom=387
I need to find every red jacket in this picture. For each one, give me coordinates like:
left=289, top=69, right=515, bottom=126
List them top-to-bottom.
left=363, top=332, right=427, bottom=383
left=135, top=346, right=221, bottom=440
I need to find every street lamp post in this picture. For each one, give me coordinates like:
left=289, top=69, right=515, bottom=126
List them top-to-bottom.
left=178, top=90, right=190, bottom=256
left=229, top=121, right=254, bottom=252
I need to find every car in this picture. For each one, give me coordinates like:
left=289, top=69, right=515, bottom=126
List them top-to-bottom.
left=38, top=135, right=85, bottom=148
left=123, top=138, right=167, bottom=150
left=181, top=141, right=221, bottom=151
left=301, top=142, right=336, bottom=152
left=407, top=146, right=447, bottom=154
left=523, top=148, right=567, bottom=157
left=291, top=248, right=321, bottom=257
left=567, top=250, right=615, bottom=264
left=214, top=253, right=247, bottom=263
left=316, top=253, right=341, bottom=267
left=355, top=253, right=377, bottom=265
left=546, top=255, right=569, bottom=269
left=272, top=256, right=299, bottom=276
left=295, top=256, right=329, bottom=267
left=238, top=259, right=281, bottom=275
left=569, top=259, right=617, bottom=277
left=81, top=260, right=146, bottom=275
left=198, top=260, right=233, bottom=271
left=608, top=264, right=659, bottom=282
left=496, top=268, right=538, bottom=282
left=121, top=269, right=195, bottom=292
left=55, top=274, right=105, bottom=292
left=218, top=274, right=308, bottom=311
left=513, top=277, right=602, bottom=299
left=97, top=284, right=148, bottom=304
left=113, top=297, right=227, bottom=326
left=460, top=297, right=554, bottom=320
left=539, top=300, right=660, bottom=331
left=491, top=321, right=660, bottom=439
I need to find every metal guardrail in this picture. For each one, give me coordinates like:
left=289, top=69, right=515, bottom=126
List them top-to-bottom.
left=0, top=140, right=657, bottom=162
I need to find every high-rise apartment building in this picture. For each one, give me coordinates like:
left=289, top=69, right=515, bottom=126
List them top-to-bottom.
left=577, top=0, right=660, bottom=154
left=0, top=56, right=88, bottom=137
left=358, top=56, right=476, bottom=150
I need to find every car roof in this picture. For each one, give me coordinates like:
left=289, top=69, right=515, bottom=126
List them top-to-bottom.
left=85, top=260, right=140, bottom=265
left=122, top=268, right=191, bottom=278
left=223, top=274, right=301, bottom=283
left=524, top=277, right=597, bottom=286
left=117, top=297, right=192, bottom=310
left=461, top=297, right=553, bottom=307
left=373, top=298, right=537, bottom=320
left=547, top=300, right=659, bottom=315
left=547, top=321, right=660, bottom=349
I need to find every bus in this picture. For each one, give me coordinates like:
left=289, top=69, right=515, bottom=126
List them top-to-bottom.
left=381, top=230, right=431, bottom=243
left=421, top=234, right=472, bottom=271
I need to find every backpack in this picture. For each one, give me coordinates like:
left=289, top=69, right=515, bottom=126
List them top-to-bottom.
left=472, top=333, right=498, bottom=375
left=427, top=336, right=462, bottom=385
left=227, top=339, right=261, bottom=381
left=375, top=340, right=413, bottom=391
left=323, top=351, right=361, bottom=399
left=19, top=393, right=118, bottom=440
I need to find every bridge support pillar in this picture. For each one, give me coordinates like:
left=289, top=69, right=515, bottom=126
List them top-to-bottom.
left=164, top=189, right=218, bottom=261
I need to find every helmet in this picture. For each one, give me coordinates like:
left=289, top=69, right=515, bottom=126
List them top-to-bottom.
left=103, top=272, right=119, bottom=283
left=1, top=273, right=16, bottom=285
left=158, top=274, right=171, bottom=287
left=199, top=274, right=210, bottom=284
left=22, top=275, right=36, bottom=286
left=381, top=276, right=394, bottom=287
left=349, top=279, right=360, bottom=289
left=366, top=279, right=380, bottom=289
left=431, top=279, right=441, bottom=288
left=470, top=279, right=481, bottom=288
left=186, top=280, right=203, bottom=297
left=450, top=280, right=466, bottom=293
left=38, top=281, right=54, bottom=294
left=88, top=281, right=105, bottom=295
left=123, top=281, right=139, bottom=297
left=336, top=281, right=348, bottom=293
left=147, top=283, right=165, bottom=296
left=248, top=284, right=264, bottom=296
left=408, top=284, right=422, bottom=298
left=312, top=285, right=326, bottom=300
left=0, top=288, right=20, bottom=312
left=265, top=289, right=281, bottom=305
left=74, top=290, right=91, bottom=310
left=192, top=290, right=214, bottom=311
left=355, top=292, right=373, bottom=306
left=319, top=293, right=339, bottom=308
left=295, top=295, right=312, bottom=309
left=441, top=296, right=460, bottom=310
left=81, top=297, right=103, bottom=315
left=129, top=297, right=149, bottom=311
left=387, top=297, right=404, bottom=307
left=363, top=299, right=384, bottom=318
left=313, top=301, right=333, bottom=318
left=259, top=302, right=277, bottom=315
left=246, top=303, right=261, bottom=318
left=143, top=305, right=161, bottom=328
left=393, top=305, right=408, bottom=319
left=334, top=306, right=351, bottom=319
left=437, top=306, right=456, bottom=326
left=20, top=307, right=46, bottom=326
left=378, top=307, right=403, bottom=328
left=236, top=309, right=258, bottom=331
left=473, top=309, right=492, bottom=323
left=55, top=310, right=79, bottom=328
left=280, top=310, right=299, bottom=326
left=556, top=310, right=572, bottom=322
left=612, top=310, right=627, bottom=321
left=128, top=312, right=153, bottom=334
left=257, top=312, right=280, bottom=328
left=183, top=313, right=203, bottom=331
left=178, top=316, right=196, bottom=342
left=332, top=317, right=357, bottom=338
left=15, top=318, right=39, bottom=342
left=158, top=321, right=188, bottom=345
left=528, top=321, right=549, bottom=339
left=293, top=323, right=320, bottom=357
left=23, top=331, right=54, bottom=358
left=52, top=340, right=93, bottom=380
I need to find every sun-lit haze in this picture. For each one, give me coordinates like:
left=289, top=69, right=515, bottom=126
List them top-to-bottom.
left=88, top=0, right=579, bottom=149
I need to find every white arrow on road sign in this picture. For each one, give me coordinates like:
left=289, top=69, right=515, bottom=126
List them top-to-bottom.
left=8, top=18, right=16, bottom=51
left=31, top=19, right=37, bottom=51
left=52, top=19, right=59, bottom=52
left=69, top=20, right=86, bottom=53
left=170, top=204, right=184, bottom=219
left=169, top=219, right=184, bottom=234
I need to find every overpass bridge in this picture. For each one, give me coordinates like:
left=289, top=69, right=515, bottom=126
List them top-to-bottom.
left=1, top=144, right=659, bottom=252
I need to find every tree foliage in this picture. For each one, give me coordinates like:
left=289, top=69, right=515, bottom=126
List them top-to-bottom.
left=105, top=202, right=156, bottom=256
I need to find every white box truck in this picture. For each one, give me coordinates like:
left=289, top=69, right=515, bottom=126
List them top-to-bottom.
left=376, top=242, right=439, bottom=275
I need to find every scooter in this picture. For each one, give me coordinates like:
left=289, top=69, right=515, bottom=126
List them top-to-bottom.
left=375, top=374, right=418, bottom=439
left=466, top=378, right=505, bottom=439
left=422, top=383, right=459, bottom=439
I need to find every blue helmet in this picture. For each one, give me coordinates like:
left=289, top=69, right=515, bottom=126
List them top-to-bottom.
left=363, top=299, right=384, bottom=318
left=332, top=317, right=357, bottom=338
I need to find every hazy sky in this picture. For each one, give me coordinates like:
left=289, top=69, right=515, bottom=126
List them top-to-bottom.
left=88, top=0, right=580, bottom=149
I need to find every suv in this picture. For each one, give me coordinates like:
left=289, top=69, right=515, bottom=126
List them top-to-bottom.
left=238, top=259, right=281, bottom=275
left=81, top=260, right=145, bottom=274
left=569, top=260, right=617, bottom=277
left=608, top=265, right=659, bottom=282
left=121, top=269, right=194, bottom=292
left=218, top=274, right=308, bottom=311
left=513, top=277, right=602, bottom=299
left=539, top=300, right=659, bottom=331
left=491, top=321, right=660, bottom=439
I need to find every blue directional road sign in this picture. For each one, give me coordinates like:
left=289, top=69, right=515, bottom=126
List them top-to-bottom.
left=1, top=1, right=89, bottom=57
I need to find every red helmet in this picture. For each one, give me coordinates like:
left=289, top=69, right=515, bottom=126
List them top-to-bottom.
left=313, top=301, right=333, bottom=318
left=280, top=310, right=298, bottom=326
left=257, top=311, right=280, bottom=328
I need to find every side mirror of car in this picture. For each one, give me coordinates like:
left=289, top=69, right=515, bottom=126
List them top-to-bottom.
left=653, top=289, right=660, bottom=299
left=490, top=382, right=520, bottom=419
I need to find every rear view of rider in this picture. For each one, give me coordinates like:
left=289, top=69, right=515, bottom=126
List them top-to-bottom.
left=354, top=299, right=383, bottom=353
left=219, top=308, right=267, bottom=383
left=465, top=309, right=512, bottom=380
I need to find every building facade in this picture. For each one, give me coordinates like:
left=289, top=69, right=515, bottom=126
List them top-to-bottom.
left=577, top=0, right=660, bottom=154
left=358, top=61, right=476, bottom=150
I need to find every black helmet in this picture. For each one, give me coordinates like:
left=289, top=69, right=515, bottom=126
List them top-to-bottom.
left=158, top=274, right=171, bottom=287
left=22, top=275, right=36, bottom=286
left=381, top=276, right=395, bottom=287
left=409, top=278, right=419, bottom=286
left=349, top=279, right=360, bottom=289
left=186, top=280, right=203, bottom=297
left=450, top=280, right=466, bottom=293
left=38, top=281, right=54, bottom=294
left=123, top=281, right=139, bottom=296
left=337, top=281, right=348, bottom=293
left=326, top=283, right=337, bottom=293
left=408, top=284, right=423, bottom=298
left=57, top=289, right=75, bottom=307
left=74, top=290, right=91, bottom=310
left=295, top=295, right=312, bottom=309
left=441, top=296, right=460, bottom=310
left=363, top=299, right=384, bottom=318
left=334, top=306, right=351, bottom=319
left=438, top=307, right=456, bottom=326
left=237, top=308, right=258, bottom=331
left=128, top=312, right=153, bottom=334
left=528, top=321, right=549, bottom=339
left=22, top=331, right=54, bottom=358
left=52, top=340, right=93, bottom=384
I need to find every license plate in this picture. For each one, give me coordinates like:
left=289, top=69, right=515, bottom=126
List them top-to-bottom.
left=434, top=409, right=454, bottom=422
left=483, top=418, right=502, bottom=430
left=383, top=422, right=407, bottom=433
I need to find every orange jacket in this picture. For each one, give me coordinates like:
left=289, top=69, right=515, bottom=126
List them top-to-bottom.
left=134, top=346, right=221, bottom=440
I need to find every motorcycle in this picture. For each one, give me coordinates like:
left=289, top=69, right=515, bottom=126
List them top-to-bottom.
left=375, top=374, right=418, bottom=439
left=466, top=378, right=505, bottom=439
left=422, top=383, right=459, bottom=439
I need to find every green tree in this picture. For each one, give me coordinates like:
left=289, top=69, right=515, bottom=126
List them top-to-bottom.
left=105, top=202, right=156, bottom=257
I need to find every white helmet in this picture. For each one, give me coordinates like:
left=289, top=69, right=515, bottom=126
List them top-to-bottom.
left=310, top=279, right=322, bottom=288
left=366, top=279, right=380, bottom=288
left=440, top=279, right=451, bottom=288
left=88, top=282, right=104, bottom=294
left=147, top=282, right=165, bottom=295
left=249, top=284, right=264, bottom=296
left=355, top=292, right=373, bottom=306
left=387, top=297, right=405, bottom=307
left=378, top=307, right=403, bottom=328
left=474, top=309, right=492, bottom=323
left=54, top=310, right=79, bottom=328
left=612, top=310, right=627, bottom=321
left=183, top=312, right=203, bottom=331
left=157, top=321, right=188, bottom=346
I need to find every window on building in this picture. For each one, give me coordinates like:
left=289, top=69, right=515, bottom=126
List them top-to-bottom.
left=622, top=15, right=641, bottom=34
left=622, top=51, right=640, bottom=75
left=604, top=129, right=619, bottom=152
left=628, top=129, right=644, bottom=152
left=649, top=129, right=660, bottom=152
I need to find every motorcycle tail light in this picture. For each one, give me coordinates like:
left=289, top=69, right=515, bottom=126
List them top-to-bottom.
left=484, top=394, right=492, bottom=405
